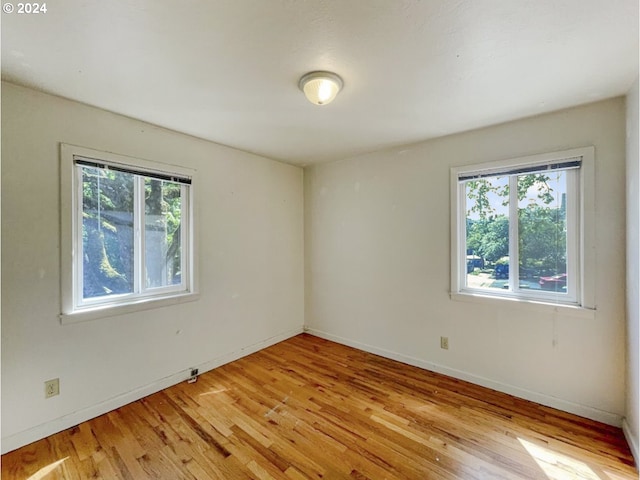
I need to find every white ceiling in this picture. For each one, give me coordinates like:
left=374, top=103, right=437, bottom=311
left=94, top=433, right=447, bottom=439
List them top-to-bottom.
left=2, top=1, right=638, bottom=166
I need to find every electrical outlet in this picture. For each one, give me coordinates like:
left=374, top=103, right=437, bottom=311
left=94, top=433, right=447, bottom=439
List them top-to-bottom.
left=440, top=336, right=449, bottom=350
left=187, top=368, right=199, bottom=384
left=45, top=378, right=60, bottom=398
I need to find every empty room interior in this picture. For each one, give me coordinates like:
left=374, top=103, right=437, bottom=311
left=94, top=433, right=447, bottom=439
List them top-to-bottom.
left=1, top=1, right=639, bottom=479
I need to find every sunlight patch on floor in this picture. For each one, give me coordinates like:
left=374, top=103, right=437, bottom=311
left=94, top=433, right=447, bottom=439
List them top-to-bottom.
left=199, top=388, right=227, bottom=396
left=519, top=438, right=603, bottom=480
left=27, top=457, right=68, bottom=480
left=600, top=469, right=635, bottom=480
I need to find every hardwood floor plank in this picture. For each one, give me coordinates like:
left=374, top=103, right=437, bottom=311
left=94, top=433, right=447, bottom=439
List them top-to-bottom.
left=2, top=334, right=637, bottom=479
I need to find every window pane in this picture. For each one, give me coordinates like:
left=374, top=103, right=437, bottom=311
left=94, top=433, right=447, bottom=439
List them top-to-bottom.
left=81, top=166, right=135, bottom=299
left=517, top=171, right=567, bottom=293
left=464, top=177, right=509, bottom=291
left=145, top=178, right=183, bottom=288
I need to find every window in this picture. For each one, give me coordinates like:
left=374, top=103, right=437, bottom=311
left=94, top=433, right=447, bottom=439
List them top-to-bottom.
left=61, top=145, right=197, bottom=321
left=451, top=147, right=595, bottom=308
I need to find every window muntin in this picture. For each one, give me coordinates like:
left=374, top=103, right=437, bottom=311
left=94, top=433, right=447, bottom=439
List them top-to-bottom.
left=71, top=154, right=192, bottom=312
left=455, top=156, right=581, bottom=305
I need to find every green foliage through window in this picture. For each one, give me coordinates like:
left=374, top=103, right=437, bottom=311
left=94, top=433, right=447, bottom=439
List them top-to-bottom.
left=80, top=164, right=185, bottom=301
left=463, top=171, right=569, bottom=292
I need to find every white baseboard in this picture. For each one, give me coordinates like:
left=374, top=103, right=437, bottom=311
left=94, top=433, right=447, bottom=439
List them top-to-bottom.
left=1, top=327, right=303, bottom=454
left=306, top=328, right=623, bottom=427
left=623, top=418, right=639, bottom=467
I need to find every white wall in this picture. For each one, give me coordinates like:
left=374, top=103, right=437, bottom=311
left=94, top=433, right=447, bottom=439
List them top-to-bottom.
left=625, top=78, right=639, bottom=463
left=1, top=80, right=632, bottom=454
left=1, top=83, right=304, bottom=452
left=305, top=98, right=627, bottom=425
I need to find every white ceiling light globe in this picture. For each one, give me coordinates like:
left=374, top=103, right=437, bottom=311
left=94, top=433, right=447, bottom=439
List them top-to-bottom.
left=299, top=71, right=343, bottom=106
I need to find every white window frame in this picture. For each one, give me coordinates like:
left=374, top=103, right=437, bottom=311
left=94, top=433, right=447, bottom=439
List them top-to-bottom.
left=61, top=144, right=199, bottom=324
left=450, top=147, right=595, bottom=313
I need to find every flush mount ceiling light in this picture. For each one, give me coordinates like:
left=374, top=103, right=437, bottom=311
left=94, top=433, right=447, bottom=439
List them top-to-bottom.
left=298, top=71, right=343, bottom=106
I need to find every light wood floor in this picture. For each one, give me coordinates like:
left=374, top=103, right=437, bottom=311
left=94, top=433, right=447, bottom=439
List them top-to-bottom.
left=2, top=334, right=637, bottom=479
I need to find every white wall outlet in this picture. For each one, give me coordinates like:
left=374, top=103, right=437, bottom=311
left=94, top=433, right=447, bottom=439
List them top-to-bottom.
left=440, top=336, right=449, bottom=350
left=45, top=378, right=59, bottom=398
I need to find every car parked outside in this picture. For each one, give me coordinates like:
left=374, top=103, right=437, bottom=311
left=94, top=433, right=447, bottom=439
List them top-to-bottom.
left=466, top=255, right=484, bottom=273
left=494, top=263, right=509, bottom=279
left=539, top=273, right=567, bottom=291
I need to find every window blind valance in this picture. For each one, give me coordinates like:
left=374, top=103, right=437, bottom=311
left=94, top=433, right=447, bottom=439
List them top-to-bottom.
left=75, top=157, right=192, bottom=185
left=458, top=157, right=581, bottom=182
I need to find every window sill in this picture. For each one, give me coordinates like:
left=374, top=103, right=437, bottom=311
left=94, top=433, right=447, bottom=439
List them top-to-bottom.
left=449, top=291, right=595, bottom=319
left=60, top=292, right=200, bottom=325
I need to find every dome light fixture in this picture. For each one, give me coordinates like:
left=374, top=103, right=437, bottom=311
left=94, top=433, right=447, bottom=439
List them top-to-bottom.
left=298, top=71, right=343, bottom=106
